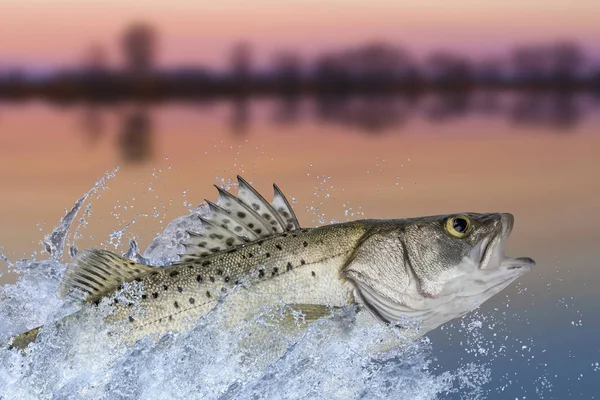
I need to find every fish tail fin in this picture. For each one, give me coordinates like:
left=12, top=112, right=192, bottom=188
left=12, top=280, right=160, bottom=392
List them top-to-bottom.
left=59, top=249, right=153, bottom=303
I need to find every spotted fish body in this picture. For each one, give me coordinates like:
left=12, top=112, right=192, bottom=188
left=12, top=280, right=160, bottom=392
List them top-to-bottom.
left=9, top=176, right=535, bottom=350
left=102, top=222, right=366, bottom=342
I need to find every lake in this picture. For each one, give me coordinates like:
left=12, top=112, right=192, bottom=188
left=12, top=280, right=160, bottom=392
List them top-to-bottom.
left=1, top=93, right=599, bottom=399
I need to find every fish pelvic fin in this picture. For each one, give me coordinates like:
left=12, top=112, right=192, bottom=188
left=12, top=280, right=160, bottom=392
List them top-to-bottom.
left=179, top=176, right=300, bottom=262
left=59, top=249, right=153, bottom=303
left=270, top=304, right=348, bottom=334
left=286, top=304, right=342, bottom=322
left=7, top=326, right=42, bottom=351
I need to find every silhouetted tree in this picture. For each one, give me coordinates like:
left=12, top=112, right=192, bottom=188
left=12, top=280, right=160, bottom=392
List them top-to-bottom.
left=121, top=23, right=157, bottom=73
left=550, top=41, right=584, bottom=82
left=230, top=42, right=253, bottom=81
left=344, top=42, right=413, bottom=81
left=82, top=43, right=109, bottom=74
left=313, top=43, right=414, bottom=91
left=512, top=45, right=549, bottom=84
left=270, top=51, right=303, bottom=95
left=426, top=51, right=472, bottom=88
left=272, top=52, right=302, bottom=82
left=313, top=54, right=351, bottom=89
left=475, top=58, right=504, bottom=85
left=593, top=65, right=600, bottom=91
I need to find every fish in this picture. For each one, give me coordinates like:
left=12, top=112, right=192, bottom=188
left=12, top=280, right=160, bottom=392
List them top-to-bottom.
left=7, top=175, right=535, bottom=351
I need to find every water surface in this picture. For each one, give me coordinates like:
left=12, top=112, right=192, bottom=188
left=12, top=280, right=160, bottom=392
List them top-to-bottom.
left=0, top=95, right=598, bottom=399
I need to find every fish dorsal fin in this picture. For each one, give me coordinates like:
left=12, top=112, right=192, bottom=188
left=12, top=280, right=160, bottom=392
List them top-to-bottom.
left=236, top=175, right=287, bottom=234
left=178, top=177, right=301, bottom=260
left=271, top=183, right=300, bottom=231
left=214, top=185, right=272, bottom=236
left=204, top=199, right=259, bottom=241
left=178, top=217, right=248, bottom=262
left=59, top=249, right=153, bottom=303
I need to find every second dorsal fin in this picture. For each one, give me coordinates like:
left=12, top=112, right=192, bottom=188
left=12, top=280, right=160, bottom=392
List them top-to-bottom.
left=179, top=176, right=301, bottom=260
left=59, top=249, right=153, bottom=303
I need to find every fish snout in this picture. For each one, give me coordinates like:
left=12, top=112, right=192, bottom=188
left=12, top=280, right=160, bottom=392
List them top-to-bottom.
left=500, top=213, right=514, bottom=237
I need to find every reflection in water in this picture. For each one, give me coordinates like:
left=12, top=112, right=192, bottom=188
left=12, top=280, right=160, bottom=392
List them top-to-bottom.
left=472, top=91, right=503, bottom=115
left=312, top=92, right=592, bottom=133
left=72, top=93, right=596, bottom=158
left=308, top=93, right=594, bottom=133
left=423, top=93, right=471, bottom=122
left=511, top=94, right=582, bottom=131
left=314, top=95, right=415, bottom=133
left=271, top=96, right=301, bottom=125
left=230, top=97, right=250, bottom=134
left=80, top=106, right=105, bottom=146
left=118, top=109, right=153, bottom=163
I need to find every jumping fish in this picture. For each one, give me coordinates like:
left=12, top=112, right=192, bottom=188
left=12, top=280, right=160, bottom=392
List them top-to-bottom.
left=8, top=176, right=535, bottom=350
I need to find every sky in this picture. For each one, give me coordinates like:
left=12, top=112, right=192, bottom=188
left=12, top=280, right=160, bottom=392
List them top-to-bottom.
left=1, top=0, right=599, bottom=70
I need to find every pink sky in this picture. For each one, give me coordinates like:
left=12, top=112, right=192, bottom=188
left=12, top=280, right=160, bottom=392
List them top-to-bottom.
left=1, top=0, right=599, bottom=69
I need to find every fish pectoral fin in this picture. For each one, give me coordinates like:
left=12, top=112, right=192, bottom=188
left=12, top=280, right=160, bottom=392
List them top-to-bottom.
left=59, top=249, right=153, bottom=303
left=285, top=303, right=342, bottom=323
left=8, top=326, right=42, bottom=351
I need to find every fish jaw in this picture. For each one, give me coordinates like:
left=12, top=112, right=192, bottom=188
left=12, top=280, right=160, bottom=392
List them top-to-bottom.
left=344, top=213, right=535, bottom=336
left=471, top=213, right=535, bottom=273
left=349, top=254, right=533, bottom=336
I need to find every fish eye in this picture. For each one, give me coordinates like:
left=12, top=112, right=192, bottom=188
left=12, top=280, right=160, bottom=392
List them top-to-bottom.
left=445, top=215, right=472, bottom=238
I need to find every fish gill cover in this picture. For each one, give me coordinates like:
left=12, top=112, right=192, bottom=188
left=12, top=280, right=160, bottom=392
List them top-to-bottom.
left=1, top=168, right=536, bottom=400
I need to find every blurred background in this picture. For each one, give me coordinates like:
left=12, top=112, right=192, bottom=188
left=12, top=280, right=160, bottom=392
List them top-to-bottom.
left=0, top=1, right=599, bottom=398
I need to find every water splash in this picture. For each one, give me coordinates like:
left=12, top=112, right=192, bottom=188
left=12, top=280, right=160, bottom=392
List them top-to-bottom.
left=42, top=168, right=119, bottom=260
left=1, top=173, right=497, bottom=400
left=107, top=213, right=148, bottom=250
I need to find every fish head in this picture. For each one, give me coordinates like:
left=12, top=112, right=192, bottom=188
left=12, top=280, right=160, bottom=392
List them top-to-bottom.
left=345, top=213, right=535, bottom=334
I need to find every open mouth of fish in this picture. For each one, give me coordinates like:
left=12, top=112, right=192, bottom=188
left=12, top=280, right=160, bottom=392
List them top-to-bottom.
left=352, top=213, right=535, bottom=332
left=472, top=213, right=535, bottom=272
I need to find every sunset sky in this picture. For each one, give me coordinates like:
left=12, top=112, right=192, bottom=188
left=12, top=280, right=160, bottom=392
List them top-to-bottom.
left=1, top=0, right=599, bottom=70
